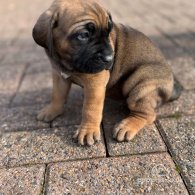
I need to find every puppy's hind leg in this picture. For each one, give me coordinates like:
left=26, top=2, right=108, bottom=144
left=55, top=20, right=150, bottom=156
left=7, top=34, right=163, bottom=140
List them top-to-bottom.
left=113, top=63, right=174, bottom=142
left=37, top=69, right=72, bottom=122
left=113, top=93, right=157, bottom=142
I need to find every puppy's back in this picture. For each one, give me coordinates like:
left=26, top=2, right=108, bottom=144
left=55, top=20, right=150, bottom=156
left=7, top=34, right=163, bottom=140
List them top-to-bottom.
left=109, top=24, right=170, bottom=86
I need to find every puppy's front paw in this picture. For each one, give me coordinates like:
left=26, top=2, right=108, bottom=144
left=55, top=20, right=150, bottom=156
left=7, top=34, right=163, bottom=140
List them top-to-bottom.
left=37, top=104, right=64, bottom=122
left=113, top=120, right=138, bottom=142
left=73, top=125, right=101, bottom=146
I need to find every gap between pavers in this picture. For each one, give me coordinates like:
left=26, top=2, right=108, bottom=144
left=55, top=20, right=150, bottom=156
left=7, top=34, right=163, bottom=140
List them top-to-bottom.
left=0, top=63, right=26, bottom=107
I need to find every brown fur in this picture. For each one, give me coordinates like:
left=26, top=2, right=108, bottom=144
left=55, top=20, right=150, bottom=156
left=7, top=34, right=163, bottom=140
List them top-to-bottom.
left=33, top=0, right=174, bottom=146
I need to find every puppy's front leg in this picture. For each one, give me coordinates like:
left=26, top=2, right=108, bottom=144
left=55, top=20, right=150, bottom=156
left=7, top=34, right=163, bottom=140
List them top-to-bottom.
left=37, top=69, right=71, bottom=122
left=74, top=70, right=110, bottom=146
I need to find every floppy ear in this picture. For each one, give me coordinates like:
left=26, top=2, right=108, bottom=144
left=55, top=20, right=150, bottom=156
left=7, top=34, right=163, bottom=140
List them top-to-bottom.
left=32, top=10, right=58, bottom=54
left=108, top=12, right=113, bottom=31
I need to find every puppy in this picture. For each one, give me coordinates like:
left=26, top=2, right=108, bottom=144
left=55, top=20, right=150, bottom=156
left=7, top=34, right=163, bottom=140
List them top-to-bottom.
left=33, top=0, right=180, bottom=146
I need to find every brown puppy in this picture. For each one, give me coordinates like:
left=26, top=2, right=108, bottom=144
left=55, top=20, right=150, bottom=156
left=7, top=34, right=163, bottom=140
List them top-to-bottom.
left=33, top=0, right=180, bottom=146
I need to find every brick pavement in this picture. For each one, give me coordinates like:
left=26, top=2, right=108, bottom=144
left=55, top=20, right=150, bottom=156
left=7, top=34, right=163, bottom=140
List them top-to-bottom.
left=0, top=0, right=194, bottom=194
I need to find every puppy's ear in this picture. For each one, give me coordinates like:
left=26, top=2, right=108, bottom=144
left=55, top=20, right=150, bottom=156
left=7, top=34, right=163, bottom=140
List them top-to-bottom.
left=32, top=10, right=58, bottom=54
left=108, top=12, right=113, bottom=32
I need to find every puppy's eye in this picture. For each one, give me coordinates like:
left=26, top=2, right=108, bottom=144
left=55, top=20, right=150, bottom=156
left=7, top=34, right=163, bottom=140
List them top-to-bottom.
left=86, top=22, right=95, bottom=34
left=77, top=31, right=90, bottom=41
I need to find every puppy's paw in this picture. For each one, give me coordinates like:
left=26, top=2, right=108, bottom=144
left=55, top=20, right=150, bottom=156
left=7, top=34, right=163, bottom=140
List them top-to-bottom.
left=37, top=104, right=64, bottom=122
left=113, top=120, right=138, bottom=142
left=73, top=125, right=101, bottom=146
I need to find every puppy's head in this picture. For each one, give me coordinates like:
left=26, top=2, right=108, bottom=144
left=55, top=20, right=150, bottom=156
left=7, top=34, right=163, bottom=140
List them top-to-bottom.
left=33, top=0, right=114, bottom=73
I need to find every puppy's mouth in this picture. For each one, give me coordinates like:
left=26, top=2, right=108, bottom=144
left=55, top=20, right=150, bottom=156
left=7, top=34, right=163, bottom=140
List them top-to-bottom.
left=72, top=50, right=114, bottom=74
left=74, top=57, right=113, bottom=74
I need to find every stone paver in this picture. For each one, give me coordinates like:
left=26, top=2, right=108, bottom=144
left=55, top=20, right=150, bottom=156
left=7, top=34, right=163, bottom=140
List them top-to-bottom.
left=1, top=0, right=53, bottom=65
left=2, top=42, right=45, bottom=65
left=2, top=43, right=48, bottom=65
left=170, top=57, right=195, bottom=90
left=26, top=60, right=52, bottom=75
left=10, top=61, right=52, bottom=107
left=0, top=63, right=26, bottom=107
left=12, top=71, right=52, bottom=106
left=157, top=89, right=195, bottom=117
left=0, top=93, right=13, bottom=108
left=0, top=105, right=49, bottom=132
left=157, top=116, right=195, bottom=194
left=104, top=124, right=166, bottom=156
left=0, top=127, right=106, bottom=168
left=46, top=153, right=188, bottom=194
left=0, top=165, right=45, bottom=195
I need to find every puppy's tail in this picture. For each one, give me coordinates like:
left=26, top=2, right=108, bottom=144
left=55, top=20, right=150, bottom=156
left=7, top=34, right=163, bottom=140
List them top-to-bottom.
left=169, top=77, right=183, bottom=102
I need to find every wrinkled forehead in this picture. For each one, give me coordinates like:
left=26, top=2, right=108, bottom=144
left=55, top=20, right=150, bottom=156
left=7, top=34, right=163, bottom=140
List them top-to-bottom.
left=57, top=0, right=109, bottom=33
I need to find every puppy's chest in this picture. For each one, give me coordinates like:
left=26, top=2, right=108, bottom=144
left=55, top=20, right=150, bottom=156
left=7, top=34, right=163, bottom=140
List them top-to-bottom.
left=60, top=71, right=83, bottom=87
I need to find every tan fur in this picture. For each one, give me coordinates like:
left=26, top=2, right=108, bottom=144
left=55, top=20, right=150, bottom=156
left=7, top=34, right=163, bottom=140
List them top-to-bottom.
left=33, top=0, right=174, bottom=145
left=37, top=69, right=71, bottom=122
left=72, top=70, right=110, bottom=145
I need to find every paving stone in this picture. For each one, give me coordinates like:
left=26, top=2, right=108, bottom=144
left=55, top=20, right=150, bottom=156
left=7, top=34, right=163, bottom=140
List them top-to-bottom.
left=153, top=15, right=195, bottom=56
left=1, top=30, right=38, bottom=64
left=148, top=32, right=187, bottom=61
left=2, top=44, right=48, bottom=65
left=169, top=57, right=195, bottom=90
left=26, top=59, right=51, bottom=75
left=0, top=63, right=26, bottom=107
left=0, top=64, right=26, bottom=92
left=20, top=70, right=52, bottom=91
left=12, top=72, right=52, bottom=106
left=12, top=88, right=52, bottom=107
left=157, top=89, right=195, bottom=117
left=0, top=92, right=13, bottom=108
left=0, top=105, right=49, bottom=132
left=157, top=116, right=195, bottom=194
left=104, top=124, right=166, bottom=156
left=0, top=127, right=106, bottom=167
left=46, top=153, right=188, bottom=194
left=0, top=165, right=45, bottom=195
